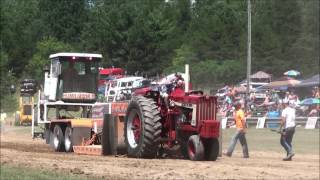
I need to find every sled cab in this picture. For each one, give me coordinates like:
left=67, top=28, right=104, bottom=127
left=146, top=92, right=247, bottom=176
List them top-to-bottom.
left=44, top=52, right=102, bottom=103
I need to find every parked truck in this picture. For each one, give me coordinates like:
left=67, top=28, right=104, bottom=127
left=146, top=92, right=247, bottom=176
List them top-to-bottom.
left=15, top=79, right=37, bottom=125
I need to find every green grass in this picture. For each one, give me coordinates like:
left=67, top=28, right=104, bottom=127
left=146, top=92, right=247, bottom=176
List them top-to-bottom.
left=222, top=128, right=319, bottom=154
left=0, top=164, right=94, bottom=180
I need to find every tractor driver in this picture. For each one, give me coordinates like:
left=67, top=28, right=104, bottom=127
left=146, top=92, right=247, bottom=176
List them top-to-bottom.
left=160, top=73, right=184, bottom=108
left=174, top=74, right=185, bottom=90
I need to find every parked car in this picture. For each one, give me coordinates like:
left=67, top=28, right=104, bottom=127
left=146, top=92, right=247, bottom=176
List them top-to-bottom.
left=105, top=76, right=144, bottom=102
left=239, top=81, right=268, bottom=91
left=216, top=87, right=229, bottom=97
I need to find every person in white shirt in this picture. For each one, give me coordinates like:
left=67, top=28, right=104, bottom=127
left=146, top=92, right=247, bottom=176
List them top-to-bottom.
left=280, top=100, right=296, bottom=161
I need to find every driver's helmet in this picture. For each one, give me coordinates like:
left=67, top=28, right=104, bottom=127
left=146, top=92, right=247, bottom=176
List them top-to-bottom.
left=175, top=73, right=183, bottom=80
left=176, top=79, right=184, bottom=87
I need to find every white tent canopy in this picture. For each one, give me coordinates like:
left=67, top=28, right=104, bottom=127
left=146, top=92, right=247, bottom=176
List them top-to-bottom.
left=250, top=71, right=271, bottom=80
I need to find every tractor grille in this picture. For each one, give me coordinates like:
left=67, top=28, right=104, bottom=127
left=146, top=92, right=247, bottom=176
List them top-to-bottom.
left=196, top=97, right=217, bottom=121
left=23, top=105, right=32, bottom=115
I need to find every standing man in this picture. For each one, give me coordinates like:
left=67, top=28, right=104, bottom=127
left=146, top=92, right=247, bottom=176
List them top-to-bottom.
left=280, top=100, right=296, bottom=161
left=225, top=102, right=249, bottom=158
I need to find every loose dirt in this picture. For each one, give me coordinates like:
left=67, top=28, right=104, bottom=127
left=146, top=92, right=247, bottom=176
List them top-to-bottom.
left=1, top=125, right=319, bottom=180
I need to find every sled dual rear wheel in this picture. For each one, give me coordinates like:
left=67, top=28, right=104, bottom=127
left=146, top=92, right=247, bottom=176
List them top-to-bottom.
left=52, top=125, right=64, bottom=152
left=64, top=126, right=73, bottom=152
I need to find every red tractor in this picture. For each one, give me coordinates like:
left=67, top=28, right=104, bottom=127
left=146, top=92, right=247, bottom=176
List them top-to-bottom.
left=124, top=73, right=220, bottom=161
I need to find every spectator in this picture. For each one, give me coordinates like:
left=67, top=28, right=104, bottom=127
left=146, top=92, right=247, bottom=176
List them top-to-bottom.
left=230, top=86, right=237, bottom=97
left=312, top=87, right=320, bottom=98
left=271, top=91, right=280, bottom=104
left=283, top=91, right=290, bottom=103
left=288, top=91, right=300, bottom=108
left=288, top=91, right=296, bottom=100
left=221, top=92, right=233, bottom=117
left=249, top=92, right=256, bottom=102
left=258, top=92, right=275, bottom=107
left=225, top=93, right=232, bottom=105
left=259, top=93, right=270, bottom=106
left=239, top=96, right=245, bottom=110
left=267, top=103, right=281, bottom=118
left=308, top=105, right=319, bottom=117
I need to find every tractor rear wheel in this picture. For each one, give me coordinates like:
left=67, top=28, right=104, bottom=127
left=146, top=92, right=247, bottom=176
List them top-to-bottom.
left=125, top=96, right=162, bottom=158
left=52, top=125, right=64, bottom=152
left=64, top=126, right=73, bottom=152
left=187, top=135, right=204, bottom=161
left=203, top=138, right=219, bottom=161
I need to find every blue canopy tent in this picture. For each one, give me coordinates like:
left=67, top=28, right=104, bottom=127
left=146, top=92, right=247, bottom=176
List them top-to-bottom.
left=295, top=74, right=319, bottom=88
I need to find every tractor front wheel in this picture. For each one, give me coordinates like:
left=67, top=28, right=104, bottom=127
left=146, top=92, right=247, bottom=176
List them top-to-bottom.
left=124, top=96, right=162, bottom=158
left=187, top=135, right=204, bottom=161
left=203, top=138, right=219, bottom=161
left=180, top=142, right=189, bottom=159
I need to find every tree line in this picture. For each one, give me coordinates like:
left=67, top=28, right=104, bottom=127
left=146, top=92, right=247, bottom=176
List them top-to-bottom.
left=0, top=0, right=319, bottom=111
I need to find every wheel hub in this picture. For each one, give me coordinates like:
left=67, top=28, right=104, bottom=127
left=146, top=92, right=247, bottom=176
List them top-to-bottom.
left=127, top=112, right=141, bottom=148
left=132, top=116, right=141, bottom=142
left=53, top=131, right=59, bottom=148
left=65, top=135, right=71, bottom=151
left=188, top=141, right=195, bottom=157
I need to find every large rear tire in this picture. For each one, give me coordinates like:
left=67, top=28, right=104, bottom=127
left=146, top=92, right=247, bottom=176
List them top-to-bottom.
left=124, top=96, right=162, bottom=158
left=52, top=125, right=64, bottom=152
left=64, top=126, right=73, bottom=152
left=187, top=135, right=204, bottom=161
left=203, top=138, right=219, bottom=161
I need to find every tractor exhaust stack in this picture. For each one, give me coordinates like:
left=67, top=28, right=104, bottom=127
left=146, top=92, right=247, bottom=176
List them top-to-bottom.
left=185, top=64, right=189, bottom=92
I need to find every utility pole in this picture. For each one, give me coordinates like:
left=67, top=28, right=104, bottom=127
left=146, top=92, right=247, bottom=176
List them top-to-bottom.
left=246, top=0, right=252, bottom=113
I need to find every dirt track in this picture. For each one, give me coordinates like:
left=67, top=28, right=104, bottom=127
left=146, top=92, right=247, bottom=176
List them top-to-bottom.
left=1, top=125, right=319, bottom=180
